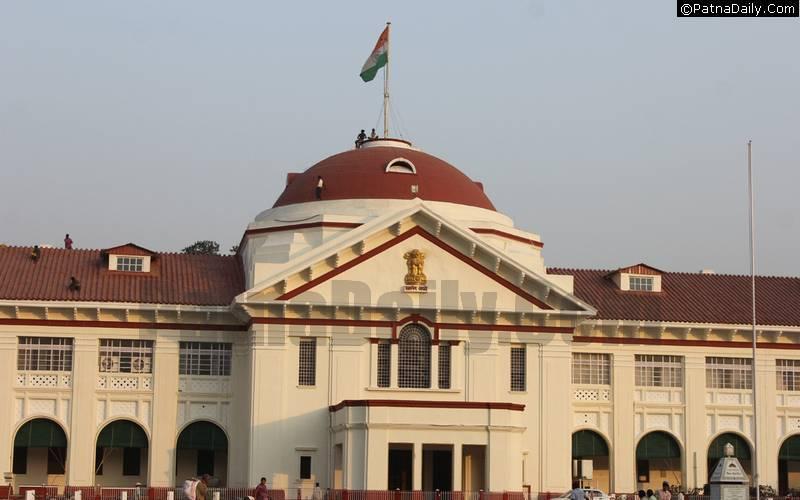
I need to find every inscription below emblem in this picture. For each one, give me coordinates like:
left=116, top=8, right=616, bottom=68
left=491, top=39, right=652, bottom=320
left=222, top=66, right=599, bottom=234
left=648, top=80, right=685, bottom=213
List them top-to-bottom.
left=403, top=249, right=428, bottom=293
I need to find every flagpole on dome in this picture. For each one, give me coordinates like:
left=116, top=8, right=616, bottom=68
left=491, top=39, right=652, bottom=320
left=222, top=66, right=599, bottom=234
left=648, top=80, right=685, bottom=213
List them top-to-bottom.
left=383, top=21, right=391, bottom=138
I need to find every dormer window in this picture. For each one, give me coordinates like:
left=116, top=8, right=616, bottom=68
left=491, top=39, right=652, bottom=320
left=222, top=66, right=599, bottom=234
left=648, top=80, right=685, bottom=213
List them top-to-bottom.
left=385, top=157, right=417, bottom=174
left=102, top=243, right=156, bottom=273
left=116, top=256, right=144, bottom=272
left=606, top=263, right=663, bottom=292
left=629, top=275, right=654, bottom=291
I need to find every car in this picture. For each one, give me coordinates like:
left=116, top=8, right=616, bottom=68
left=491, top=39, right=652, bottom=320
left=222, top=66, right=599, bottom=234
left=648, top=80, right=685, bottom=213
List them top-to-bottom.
left=557, top=488, right=610, bottom=500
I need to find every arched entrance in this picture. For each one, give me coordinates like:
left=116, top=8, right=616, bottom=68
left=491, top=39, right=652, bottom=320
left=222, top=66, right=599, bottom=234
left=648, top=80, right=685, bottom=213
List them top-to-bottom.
left=12, top=418, right=68, bottom=487
left=95, top=420, right=149, bottom=486
left=175, top=421, right=228, bottom=486
left=572, top=430, right=610, bottom=492
left=636, top=431, right=682, bottom=490
left=707, top=433, right=751, bottom=483
left=779, top=435, right=800, bottom=494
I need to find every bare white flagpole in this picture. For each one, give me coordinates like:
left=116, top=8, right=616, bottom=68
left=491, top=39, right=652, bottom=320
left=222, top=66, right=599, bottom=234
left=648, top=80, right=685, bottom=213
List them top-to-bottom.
left=383, top=21, right=390, bottom=138
left=748, top=139, right=760, bottom=500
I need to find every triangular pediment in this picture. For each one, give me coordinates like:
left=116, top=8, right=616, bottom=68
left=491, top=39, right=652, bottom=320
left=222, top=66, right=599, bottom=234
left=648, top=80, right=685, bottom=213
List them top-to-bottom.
left=238, top=205, right=594, bottom=316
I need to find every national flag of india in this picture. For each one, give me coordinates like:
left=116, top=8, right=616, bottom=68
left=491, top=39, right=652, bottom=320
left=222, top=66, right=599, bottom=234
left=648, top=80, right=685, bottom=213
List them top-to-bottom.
left=360, top=26, right=389, bottom=82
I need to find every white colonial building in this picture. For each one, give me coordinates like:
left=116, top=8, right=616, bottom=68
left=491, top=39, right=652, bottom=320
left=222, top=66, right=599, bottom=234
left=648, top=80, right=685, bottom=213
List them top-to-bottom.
left=2, top=138, right=800, bottom=495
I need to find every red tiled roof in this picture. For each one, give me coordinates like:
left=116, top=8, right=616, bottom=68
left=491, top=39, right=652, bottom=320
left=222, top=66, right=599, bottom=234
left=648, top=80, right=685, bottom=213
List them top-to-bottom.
left=273, top=146, right=496, bottom=211
left=0, top=246, right=244, bottom=306
left=549, top=268, right=800, bottom=327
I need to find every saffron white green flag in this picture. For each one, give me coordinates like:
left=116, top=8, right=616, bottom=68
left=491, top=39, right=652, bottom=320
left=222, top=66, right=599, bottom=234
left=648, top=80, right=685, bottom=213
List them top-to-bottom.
left=360, top=26, right=389, bottom=82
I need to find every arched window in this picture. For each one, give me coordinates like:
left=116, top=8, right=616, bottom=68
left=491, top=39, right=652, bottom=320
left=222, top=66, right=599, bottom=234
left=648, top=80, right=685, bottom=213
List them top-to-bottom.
left=398, top=324, right=431, bottom=388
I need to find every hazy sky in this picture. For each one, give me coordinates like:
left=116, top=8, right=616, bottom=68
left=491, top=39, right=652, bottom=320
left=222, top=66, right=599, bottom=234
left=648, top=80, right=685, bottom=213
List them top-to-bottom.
left=1, top=1, right=797, bottom=275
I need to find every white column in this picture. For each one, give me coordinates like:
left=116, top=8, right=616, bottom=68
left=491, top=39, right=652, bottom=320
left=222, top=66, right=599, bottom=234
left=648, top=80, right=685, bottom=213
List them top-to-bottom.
left=149, top=332, right=181, bottom=486
left=0, top=336, right=16, bottom=479
left=67, top=337, right=100, bottom=486
left=539, top=341, right=572, bottom=492
left=369, top=342, right=378, bottom=387
left=390, top=342, right=399, bottom=388
left=431, top=344, right=439, bottom=389
left=612, top=352, right=636, bottom=492
left=683, top=353, right=707, bottom=490
left=757, top=356, right=778, bottom=489
left=413, top=442, right=423, bottom=490
left=453, top=444, right=463, bottom=491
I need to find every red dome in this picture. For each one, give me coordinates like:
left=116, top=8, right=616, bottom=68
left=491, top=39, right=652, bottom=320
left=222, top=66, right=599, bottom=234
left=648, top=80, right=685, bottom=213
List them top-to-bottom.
left=273, top=144, right=496, bottom=211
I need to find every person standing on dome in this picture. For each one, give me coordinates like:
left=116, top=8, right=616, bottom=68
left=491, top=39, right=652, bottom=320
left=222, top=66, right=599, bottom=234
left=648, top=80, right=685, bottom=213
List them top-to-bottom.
left=355, top=129, right=367, bottom=148
left=315, top=176, right=325, bottom=200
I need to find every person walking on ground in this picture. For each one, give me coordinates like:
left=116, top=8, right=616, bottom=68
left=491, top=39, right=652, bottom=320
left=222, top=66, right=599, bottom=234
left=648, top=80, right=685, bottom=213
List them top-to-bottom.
left=196, top=474, right=209, bottom=500
left=255, top=477, right=269, bottom=500
left=570, top=481, right=589, bottom=500
left=658, top=482, right=672, bottom=500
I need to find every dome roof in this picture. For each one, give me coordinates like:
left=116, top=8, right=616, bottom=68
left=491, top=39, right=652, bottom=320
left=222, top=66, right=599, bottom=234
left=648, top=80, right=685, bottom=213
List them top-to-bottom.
left=273, top=140, right=496, bottom=211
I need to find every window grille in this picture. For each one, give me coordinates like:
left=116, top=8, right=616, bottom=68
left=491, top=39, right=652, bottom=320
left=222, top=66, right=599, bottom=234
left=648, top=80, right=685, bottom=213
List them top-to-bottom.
left=116, top=257, right=144, bottom=272
left=629, top=276, right=654, bottom=291
left=398, top=324, right=431, bottom=388
left=18, top=337, right=73, bottom=371
left=298, top=338, right=317, bottom=386
left=99, top=339, right=154, bottom=373
left=179, top=342, right=232, bottom=376
left=377, top=342, right=391, bottom=388
left=438, top=343, right=451, bottom=389
left=511, top=345, right=526, bottom=392
left=572, top=353, right=611, bottom=385
left=635, top=355, right=683, bottom=387
left=706, top=357, right=752, bottom=389
left=777, top=359, right=800, bottom=391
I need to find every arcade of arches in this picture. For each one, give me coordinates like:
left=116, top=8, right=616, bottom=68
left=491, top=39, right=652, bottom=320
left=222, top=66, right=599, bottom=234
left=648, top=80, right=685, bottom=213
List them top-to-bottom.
left=10, top=418, right=230, bottom=488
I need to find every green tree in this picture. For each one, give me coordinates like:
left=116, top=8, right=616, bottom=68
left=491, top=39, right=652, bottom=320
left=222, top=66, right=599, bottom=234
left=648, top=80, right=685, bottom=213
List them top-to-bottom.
left=182, top=240, right=220, bottom=255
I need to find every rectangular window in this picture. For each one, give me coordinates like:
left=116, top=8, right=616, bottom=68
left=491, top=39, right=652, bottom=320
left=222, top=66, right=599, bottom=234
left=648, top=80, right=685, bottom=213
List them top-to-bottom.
left=116, top=256, right=144, bottom=272
left=629, top=275, right=654, bottom=291
left=18, top=337, right=73, bottom=371
left=298, top=338, right=317, bottom=386
left=99, top=339, right=154, bottom=373
left=179, top=342, right=232, bottom=376
left=377, top=342, right=391, bottom=388
left=438, top=343, right=452, bottom=389
left=510, top=345, right=526, bottom=392
left=572, top=353, right=611, bottom=385
left=635, top=355, right=683, bottom=387
left=706, top=357, right=752, bottom=389
left=778, top=359, right=800, bottom=391
left=13, top=447, right=27, bottom=475
left=47, top=447, right=66, bottom=475
left=122, top=447, right=141, bottom=476
left=196, top=449, right=215, bottom=476
left=300, top=455, right=312, bottom=480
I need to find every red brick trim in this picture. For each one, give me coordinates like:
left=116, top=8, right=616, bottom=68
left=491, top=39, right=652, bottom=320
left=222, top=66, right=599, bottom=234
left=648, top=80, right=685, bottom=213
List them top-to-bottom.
left=276, top=226, right=553, bottom=309
left=470, top=228, right=544, bottom=248
left=249, top=317, right=572, bottom=334
left=0, top=318, right=246, bottom=331
left=573, top=335, right=800, bottom=350
left=328, top=399, right=525, bottom=412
